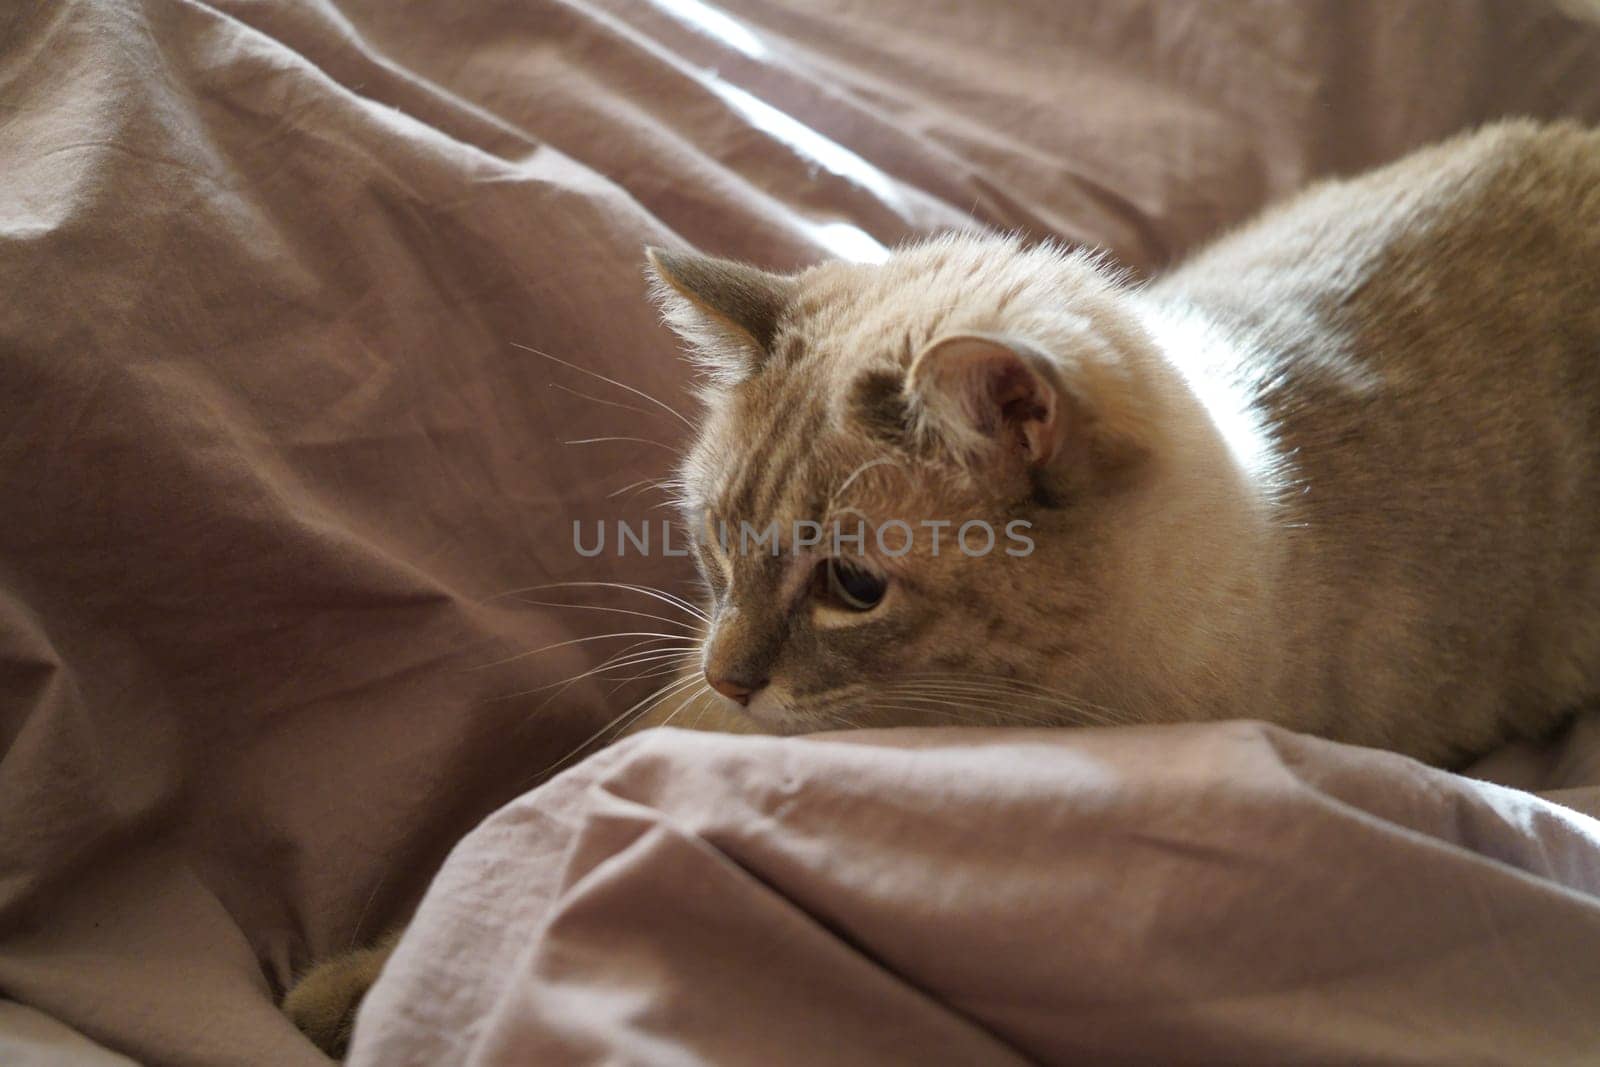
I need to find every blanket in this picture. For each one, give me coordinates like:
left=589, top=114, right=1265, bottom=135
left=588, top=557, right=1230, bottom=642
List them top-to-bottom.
left=352, top=723, right=1600, bottom=1065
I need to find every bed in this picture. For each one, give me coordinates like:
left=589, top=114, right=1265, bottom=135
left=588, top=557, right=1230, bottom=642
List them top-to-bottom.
left=3, top=1, right=1600, bottom=1063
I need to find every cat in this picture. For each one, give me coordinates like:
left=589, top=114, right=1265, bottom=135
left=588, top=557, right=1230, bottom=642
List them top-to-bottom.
left=285, top=118, right=1600, bottom=1054
left=651, top=118, right=1600, bottom=763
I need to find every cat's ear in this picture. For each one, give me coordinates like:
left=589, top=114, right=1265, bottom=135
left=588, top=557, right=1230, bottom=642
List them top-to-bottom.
left=645, top=247, right=797, bottom=383
left=906, top=332, right=1146, bottom=479
left=907, top=333, right=1071, bottom=468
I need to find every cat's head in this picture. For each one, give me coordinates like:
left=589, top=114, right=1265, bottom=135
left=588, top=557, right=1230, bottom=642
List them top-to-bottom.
left=646, top=234, right=1222, bottom=733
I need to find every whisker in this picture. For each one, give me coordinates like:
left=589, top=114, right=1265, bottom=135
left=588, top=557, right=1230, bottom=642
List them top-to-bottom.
left=512, top=341, right=694, bottom=428
left=548, top=381, right=657, bottom=419
left=564, top=435, right=679, bottom=453
left=831, top=456, right=901, bottom=505
left=608, top=477, right=682, bottom=500
left=485, top=581, right=709, bottom=622
left=505, top=597, right=703, bottom=635
left=471, top=630, right=698, bottom=671
left=485, top=641, right=695, bottom=705
left=523, top=645, right=700, bottom=696
left=606, top=656, right=700, bottom=686
left=532, top=672, right=703, bottom=779
left=620, top=672, right=713, bottom=734
left=822, top=673, right=1139, bottom=730
left=894, top=673, right=1134, bottom=723
left=880, top=681, right=1066, bottom=709
left=654, top=684, right=712, bottom=730
left=884, top=684, right=1131, bottom=728
left=871, top=690, right=1056, bottom=727
left=687, top=694, right=718, bottom=730
left=901, top=700, right=1054, bottom=729
left=855, top=701, right=1000, bottom=728
left=821, top=710, right=858, bottom=730
left=345, top=868, right=388, bottom=953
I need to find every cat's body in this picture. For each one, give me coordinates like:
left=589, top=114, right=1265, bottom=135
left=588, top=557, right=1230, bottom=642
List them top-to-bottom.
left=286, top=120, right=1600, bottom=1053
left=1136, top=121, right=1600, bottom=761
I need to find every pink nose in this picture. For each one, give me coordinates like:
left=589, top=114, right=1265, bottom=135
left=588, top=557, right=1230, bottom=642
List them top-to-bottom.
left=706, top=673, right=766, bottom=706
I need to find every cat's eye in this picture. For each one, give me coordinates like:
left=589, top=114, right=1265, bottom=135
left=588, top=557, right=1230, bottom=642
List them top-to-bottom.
left=816, top=557, right=887, bottom=612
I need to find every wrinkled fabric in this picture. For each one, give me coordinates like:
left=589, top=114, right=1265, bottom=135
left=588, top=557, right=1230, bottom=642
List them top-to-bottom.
left=3, top=0, right=1600, bottom=1063
left=353, top=724, right=1600, bottom=1066
left=0, top=1000, right=138, bottom=1066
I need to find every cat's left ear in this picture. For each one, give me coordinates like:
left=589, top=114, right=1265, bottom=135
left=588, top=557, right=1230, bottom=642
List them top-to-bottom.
left=645, top=247, right=797, bottom=384
left=906, top=332, right=1148, bottom=479
left=906, top=334, right=1069, bottom=468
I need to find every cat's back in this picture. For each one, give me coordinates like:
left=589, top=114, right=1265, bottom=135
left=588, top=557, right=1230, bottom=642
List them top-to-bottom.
left=1153, top=119, right=1600, bottom=358
left=1154, top=120, right=1600, bottom=525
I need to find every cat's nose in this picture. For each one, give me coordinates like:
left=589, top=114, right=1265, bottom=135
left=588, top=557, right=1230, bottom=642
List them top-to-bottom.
left=706, top=671, right=767, bottom=706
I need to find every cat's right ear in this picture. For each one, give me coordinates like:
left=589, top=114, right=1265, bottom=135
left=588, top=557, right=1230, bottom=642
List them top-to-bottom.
left=645, top=247, right=797, bottom=385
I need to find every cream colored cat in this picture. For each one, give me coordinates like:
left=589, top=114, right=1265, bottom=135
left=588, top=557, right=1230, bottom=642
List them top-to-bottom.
left=286, top=119, right=1600, bottom=1054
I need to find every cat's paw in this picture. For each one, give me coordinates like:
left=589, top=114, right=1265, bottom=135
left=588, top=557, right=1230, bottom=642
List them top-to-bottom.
left=282, top=935, right=398, bottom=1059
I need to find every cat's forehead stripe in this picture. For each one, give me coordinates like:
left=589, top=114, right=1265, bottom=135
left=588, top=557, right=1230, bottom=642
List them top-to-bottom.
left=720, top=366, right=828, bottom=525
left=714, top=382, right=785, bottom=520
left=717, top=402, right=783, bottom=521
left=746, top=404, right=827, bottom=525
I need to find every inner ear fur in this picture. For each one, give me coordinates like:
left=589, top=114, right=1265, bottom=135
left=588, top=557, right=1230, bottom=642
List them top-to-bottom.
left=906, top=331, right=1150, bottom=481
left=906, top=333, right=1072, bottom=466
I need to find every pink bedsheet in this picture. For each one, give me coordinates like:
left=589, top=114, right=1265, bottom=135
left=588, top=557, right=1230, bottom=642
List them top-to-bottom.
left=353, top=723, right=1600, bottom=1065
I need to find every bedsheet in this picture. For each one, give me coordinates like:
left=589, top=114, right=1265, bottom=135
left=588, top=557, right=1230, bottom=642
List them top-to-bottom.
left=351, top=722, right=1600, bottom=1066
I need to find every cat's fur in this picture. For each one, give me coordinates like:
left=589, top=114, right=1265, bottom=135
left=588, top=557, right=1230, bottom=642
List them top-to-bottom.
left=286, top=120, right=1600, bottom=1053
